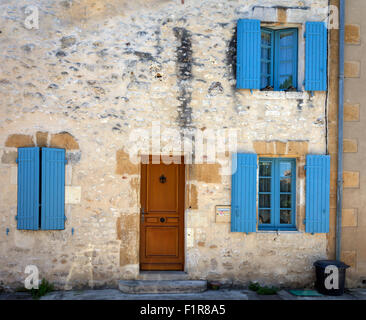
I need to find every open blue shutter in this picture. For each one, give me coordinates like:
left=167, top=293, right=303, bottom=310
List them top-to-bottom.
left=237, top=19, right=261, bottom=89
left=305, top=22, right=327, bottom=91
left=17, top=148, right=40, bottom=230
left=41, top=148, right=66, bottom=230
left=231, top=153, right=257, bottom=233
left=305, top=155, right=330, bottom=233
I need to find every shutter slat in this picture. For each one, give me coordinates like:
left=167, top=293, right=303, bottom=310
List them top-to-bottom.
left=237, top=19, right=261, bottom=89
left=305, top=21, right=327, bottom=91
left=17, top=148, right=40, bottom=230
left=41, top=148, right=66, bottom=230
left=231, top=153, right=257, bottom=233
left=305, top=155, right=330, bottom=233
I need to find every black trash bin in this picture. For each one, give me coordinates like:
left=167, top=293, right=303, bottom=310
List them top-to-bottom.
left=314, top=260, right=350, bottom=296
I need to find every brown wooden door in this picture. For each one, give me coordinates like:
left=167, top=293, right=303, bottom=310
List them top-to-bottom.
left=140, top=156, right=185, bottom=271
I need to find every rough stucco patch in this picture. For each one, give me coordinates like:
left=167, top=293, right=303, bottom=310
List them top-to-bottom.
left=277, top=8, right=287, bottom=23
left=345, top=24, right=360, bottom=44
left=344, top=61, right=360, bottom=78
left=344, top=103, right=360, bottom=121
left=36, top=131, right=48, bottom=147
left=50, top=132, right=79, bottom=150
left=5, top=134, right=35, bottom=148
left=344, top=139, right=358, bottom=153
left=253, top=141, right=308, bottom=156
left=287, top=141, right=308, bottom=156
left=116, top=150, right=139, bottom=175
left=1, top=151, right=17, bottom=164
left=190, top=163, right=221, bottom=183
left=343, top=171, right=360, bottom=188
left=189, top=184, right=198, bottom=209
left=342, top=209, right=358, bottom=227
left=119, top=214, right=139, bottom=267
left=116, top=216, right=122, bottom=240
left=341, top=251, right=357, bottom=268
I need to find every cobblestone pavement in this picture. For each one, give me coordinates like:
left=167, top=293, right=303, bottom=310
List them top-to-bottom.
left=0, top=288, right=365, bottom=300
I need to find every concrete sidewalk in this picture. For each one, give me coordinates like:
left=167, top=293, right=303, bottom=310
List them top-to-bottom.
left=0, top=288, right=365, bottom=300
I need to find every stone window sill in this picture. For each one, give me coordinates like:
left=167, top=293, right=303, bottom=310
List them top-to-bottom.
left=239, top=89, right=310, bottom=100
left=257, top=230, right=302, bottom=234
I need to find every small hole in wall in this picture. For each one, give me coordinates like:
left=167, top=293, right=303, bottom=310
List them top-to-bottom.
left=362, top=279, right=366, bottom=285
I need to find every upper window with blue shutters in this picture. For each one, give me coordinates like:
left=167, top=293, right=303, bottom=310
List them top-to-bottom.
left=236, top=19, right=327, bottom=92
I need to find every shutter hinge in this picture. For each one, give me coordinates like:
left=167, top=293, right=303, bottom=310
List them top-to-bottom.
left=16, top=158, right=18, bottom=164
left=65, top=159, right=68, bottom=164
left=304, top=165, right=307, bottom=171
left=15, top=215, right=18, bottom=221
left=64, top=216, right=67, bottom=221
left=303, top=219, right=306, bottom=225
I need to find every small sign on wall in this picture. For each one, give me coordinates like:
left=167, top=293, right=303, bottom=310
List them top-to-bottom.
left=215, top=205, right=231, bottom=223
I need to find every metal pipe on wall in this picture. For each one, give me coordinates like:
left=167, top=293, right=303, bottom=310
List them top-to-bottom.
left=336, top=0, right=345, bottom=261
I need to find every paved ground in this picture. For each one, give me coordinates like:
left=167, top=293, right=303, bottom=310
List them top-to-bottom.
left=0, top=288, right=365, bottom=300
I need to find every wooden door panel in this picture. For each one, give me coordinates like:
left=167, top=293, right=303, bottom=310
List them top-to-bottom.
left=140, top=156, right=185, bottom=271
left=147, top=164, right=178, bottom=212
left=145, top=227, right=179, bottom=257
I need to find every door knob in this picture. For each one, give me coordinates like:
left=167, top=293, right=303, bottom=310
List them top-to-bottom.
left=160, top=217, right=166, bottom=223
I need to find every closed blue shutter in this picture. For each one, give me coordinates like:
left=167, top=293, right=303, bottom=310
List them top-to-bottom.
left=237, top=19, right=261, bottom=89
left=305, top=22, right=327, bottom=91
left=17, top=148, right=40, bottom=230
left=41, top=148, right=66, bottom=230
left=231, top=153, right=257, bottom=233
left=305, top=155, right=330, bottom=233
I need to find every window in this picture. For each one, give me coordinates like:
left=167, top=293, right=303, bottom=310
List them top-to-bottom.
left=261, top=28, right=298, bottom=91
left=17, top=147, right=66, bottom=230
left=231, top=153, right=330, bottom=234
left=258, top=158, right=296, bottom=231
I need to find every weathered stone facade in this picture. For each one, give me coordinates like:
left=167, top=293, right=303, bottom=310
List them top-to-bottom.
left=0, top=0, right=334, bottom=290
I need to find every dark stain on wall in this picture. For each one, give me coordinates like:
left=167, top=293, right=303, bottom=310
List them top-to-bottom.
left=173, top=27, right=193, bottom=129
left=226, top=27, right=237, bottom=82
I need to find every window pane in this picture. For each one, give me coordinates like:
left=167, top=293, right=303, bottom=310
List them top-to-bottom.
left=280, top=31, right=294, bottom=44
left=261, top=32, right=271, bottom=46
left=279, top=75, right=293, bottom=89
left=259, top=161, right=271, bottom=177
left=280, top=162, right=292, bottom=177
left=259, top=178, right=271, bottom=192
left=280, top=178, right=291, bottom=192
left=259, top=194, right=271, bottom=208
left=280, top=194, right=292, bottom=208
left=259, top=210, right=271, bottom=224
left=280, top=210, right=292, bottom=224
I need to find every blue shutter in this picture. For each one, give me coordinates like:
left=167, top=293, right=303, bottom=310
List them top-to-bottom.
left=237, top=19, right=261, bottom=89
left=305, top=22, right=327, bottom=91
left=17, top=148, right=40, bottom=230
left=41, top=148, right=66, bottom=230
left=231, top=153, right=257, bottom=233
left=305, top=155, right=330, bottom=233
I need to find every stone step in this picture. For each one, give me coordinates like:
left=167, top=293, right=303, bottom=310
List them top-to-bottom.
left=138, top=271, right=189, bottom=281
left=119, top=280, right=207, bottom=294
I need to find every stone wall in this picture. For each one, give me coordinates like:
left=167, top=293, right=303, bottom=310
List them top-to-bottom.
left=0, top=0, right=331, bottom=290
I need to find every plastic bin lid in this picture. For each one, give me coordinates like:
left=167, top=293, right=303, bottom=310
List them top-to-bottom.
left=313, top=260, right=350, bottom=269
